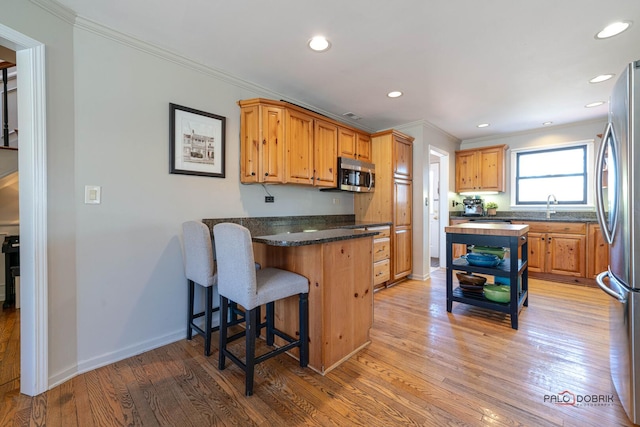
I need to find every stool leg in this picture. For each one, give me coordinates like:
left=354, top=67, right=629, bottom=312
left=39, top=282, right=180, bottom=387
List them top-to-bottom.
left=187, top=280, right=195, bottom=340
left=204, top=286, right=213, bottom=356
left=299, top=293, right=309, bottom=367
left=218, top=296, right=229, bottom=370
left=266, top=302, right=275, bottom=346
left=255, top=306, right=261, bottom=338
left=245, top=307, right=258, bottom=396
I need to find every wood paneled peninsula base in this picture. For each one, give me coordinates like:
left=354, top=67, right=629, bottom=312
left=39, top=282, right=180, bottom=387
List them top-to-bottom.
left=445, top=223, right=529, bottom=329
left=252, top=228, right=376, bottom=375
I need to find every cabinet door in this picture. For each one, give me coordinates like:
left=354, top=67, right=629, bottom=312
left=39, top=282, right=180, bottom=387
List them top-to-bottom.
left=240, top=105, right=260, bottom=183
left=261, top=106, right=285, bottom=183
left=285, top=109, right=314, bottom=184
left=313, top=119, right=338, bottom=187
left=338, top=127, right=357, bottom=159
left=356, top=132, right=372, bottom=162
left=393, top=135, right=413, bottom=179
left=478, top=146, right=505, bottom=191
left=455, top=151, right=477, bottom=192
left=394, top=179, right=412, bottom=227
left=587, top=224, right=610, bottom=278
left=394, top=226, right=412, bottom=279
left=527, top=232, right=546, bottom=273
left=547, top=233, right=586, bottom=277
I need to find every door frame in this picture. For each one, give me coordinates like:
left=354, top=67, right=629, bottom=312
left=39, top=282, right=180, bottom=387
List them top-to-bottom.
left=0, top=24, right=49, bottom=396
left=429, top=147, right=449, bottom=269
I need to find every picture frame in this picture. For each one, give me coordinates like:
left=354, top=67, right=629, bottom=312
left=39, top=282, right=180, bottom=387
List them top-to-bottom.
left=169, top=103, right=226, bottom=178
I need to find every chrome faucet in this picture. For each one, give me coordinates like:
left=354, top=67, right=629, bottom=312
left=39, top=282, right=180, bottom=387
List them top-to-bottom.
left=546, top=194, right=558, bottom=219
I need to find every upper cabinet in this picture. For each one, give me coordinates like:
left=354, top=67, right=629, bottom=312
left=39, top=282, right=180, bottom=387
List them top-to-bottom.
left=239, top=98, right=360, bottom=187
left=239, top=102, right=285, bottom=183
left=338, top=127, right=372, bottom=162
left=455, top=144, right=507, bottom=192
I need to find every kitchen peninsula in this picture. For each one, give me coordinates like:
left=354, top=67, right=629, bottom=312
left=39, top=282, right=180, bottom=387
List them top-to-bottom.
left=204, top=215, right=388, bottom=374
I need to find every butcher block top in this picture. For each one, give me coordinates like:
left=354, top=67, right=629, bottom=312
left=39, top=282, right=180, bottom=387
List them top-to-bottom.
left=445, top=222, right=529, bottom=237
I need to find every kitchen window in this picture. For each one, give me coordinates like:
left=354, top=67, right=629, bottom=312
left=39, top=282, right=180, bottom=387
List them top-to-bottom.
left=511, top=141, right=594, bottom=206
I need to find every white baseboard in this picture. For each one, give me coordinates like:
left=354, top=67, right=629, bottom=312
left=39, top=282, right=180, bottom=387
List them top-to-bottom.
left=409, top=273, right=430, bottom=281
left=48, top=329, right=185, bottom=389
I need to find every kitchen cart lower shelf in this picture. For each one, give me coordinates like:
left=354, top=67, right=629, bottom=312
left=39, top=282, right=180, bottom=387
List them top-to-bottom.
left=445, top=222, right=529, bottom=329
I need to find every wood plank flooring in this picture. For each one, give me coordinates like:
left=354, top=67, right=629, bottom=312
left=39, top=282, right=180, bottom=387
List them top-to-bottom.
left=0, top=271, right=634, bottom=426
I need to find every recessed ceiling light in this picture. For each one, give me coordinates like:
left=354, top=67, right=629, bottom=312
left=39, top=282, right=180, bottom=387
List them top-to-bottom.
left=596, top=21, right=632, bottom=39
left=308, top=36, right=331, bottom=52
left=590, top=74, right=615, bottom=83
left=387, top=91, right=403, bottom=98
left=585, top=101, right=605, bottom=108
left=543, top=121, right=553, bottom=126
left=477, top=123, right=490, bottom=128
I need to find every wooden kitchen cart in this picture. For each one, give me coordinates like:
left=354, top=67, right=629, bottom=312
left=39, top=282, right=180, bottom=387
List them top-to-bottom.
left=445, top=223, right=529, bottom=329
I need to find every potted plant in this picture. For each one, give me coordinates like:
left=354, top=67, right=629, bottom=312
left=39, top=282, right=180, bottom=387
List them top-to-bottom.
left=485, top=202, right=498, bottom=216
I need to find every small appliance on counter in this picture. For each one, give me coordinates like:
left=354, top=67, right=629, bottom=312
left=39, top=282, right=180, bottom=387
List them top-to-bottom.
left=462, top=198, right=484, bottom=216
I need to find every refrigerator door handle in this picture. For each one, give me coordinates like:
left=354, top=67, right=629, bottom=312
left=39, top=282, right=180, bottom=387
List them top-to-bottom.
left=595, top=122, right=615, bottom=245
left=596, top=271, right=625, bottom=302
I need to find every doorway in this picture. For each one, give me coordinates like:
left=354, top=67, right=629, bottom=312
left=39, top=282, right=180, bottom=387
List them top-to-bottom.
left=0, top=23, right=48, bottom=396
left=429, top=148, right=449, bottom=271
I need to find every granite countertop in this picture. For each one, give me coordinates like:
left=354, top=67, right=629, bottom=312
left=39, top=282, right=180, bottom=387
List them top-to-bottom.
left=449, top=211, right=598, bottom=223
left=202, top=215, right=391, bottom=247
left=253, top=228, right=381, bottom=247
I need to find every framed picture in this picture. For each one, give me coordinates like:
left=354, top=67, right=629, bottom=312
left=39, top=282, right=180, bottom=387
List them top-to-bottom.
left=169, top=103, right=226, bottom=178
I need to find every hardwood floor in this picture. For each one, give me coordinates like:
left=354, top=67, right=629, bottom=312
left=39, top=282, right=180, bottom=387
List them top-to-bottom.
left=0, top=271, right=634, bottom=426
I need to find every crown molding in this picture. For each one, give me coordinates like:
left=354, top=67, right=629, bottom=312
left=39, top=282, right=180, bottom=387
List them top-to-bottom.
left=29, top=0, right=77, bottom=25
left=68, top=14, right=373, bottom=131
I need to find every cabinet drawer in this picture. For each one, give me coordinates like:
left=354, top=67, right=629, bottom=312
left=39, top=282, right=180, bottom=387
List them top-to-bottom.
left=516, top=221, right=586, bottom=234
left=369, top=226, right=391, bottom=239
left=373, top=238, right=391, bottom=262
left=373, top=259, right=391, bottom=285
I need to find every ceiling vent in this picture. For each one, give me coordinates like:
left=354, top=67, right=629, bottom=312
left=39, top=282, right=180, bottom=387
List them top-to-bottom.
left=343, top=112, right=361, bottom=120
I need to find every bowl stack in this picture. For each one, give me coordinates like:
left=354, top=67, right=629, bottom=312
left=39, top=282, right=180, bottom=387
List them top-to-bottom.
left=456, top=272, right=487, bottom=294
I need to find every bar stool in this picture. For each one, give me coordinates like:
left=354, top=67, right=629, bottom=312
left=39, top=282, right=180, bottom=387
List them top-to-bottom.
left=182, top=221, right=219, bottom=356
left=213, top=222, right=309, bottom=396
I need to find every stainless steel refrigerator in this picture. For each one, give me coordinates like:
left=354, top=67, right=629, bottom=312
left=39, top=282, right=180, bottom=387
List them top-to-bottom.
left=596, top=59, right=640, bottom=425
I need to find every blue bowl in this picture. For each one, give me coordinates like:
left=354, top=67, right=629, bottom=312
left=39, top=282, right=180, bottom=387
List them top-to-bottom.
left=462, top=253, right=500, bottom=267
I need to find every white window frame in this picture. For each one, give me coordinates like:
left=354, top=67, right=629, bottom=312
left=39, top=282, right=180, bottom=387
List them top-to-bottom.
left=510, top=139, right=595, bottom=210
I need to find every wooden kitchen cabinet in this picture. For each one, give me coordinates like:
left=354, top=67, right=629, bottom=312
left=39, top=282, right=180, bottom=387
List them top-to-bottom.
left=240, top=98, right=355, bottom=188
left=239, top=102, right=285, bottom=183
left=285, top=108, right=315, bottom=184
left=285, top=111, right=338, bottom=187
left=313, top=119, right=338, bottom=187
left=338, top=127, right=372, bottom=162
left=355, top=129, right=414, bottom=287
left=455, top=144, right=507, bottom=193
left=512, top=221, right=586, bottom=279
left=587, top=223, right=610, bottom=278
left=364, top=226, right=391, bottom=289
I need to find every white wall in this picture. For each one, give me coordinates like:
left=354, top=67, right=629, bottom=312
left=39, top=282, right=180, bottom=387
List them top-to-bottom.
left=71, top=23, right=356, bottom=377
left=457, top=119, right=607, bottom=212
left=396, top=121, right=459, bottom=281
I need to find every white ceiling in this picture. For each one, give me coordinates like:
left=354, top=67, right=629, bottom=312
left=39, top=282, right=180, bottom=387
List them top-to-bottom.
left=55, top=0, right=640, bottom=140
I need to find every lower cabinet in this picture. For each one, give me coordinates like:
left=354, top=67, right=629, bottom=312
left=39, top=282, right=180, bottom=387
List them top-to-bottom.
left=450, top=218, right=470, bottom=258
left=512, top=221, right=587, bottom=280
left=587, top=223, right=610, bottom=278
left=360, top=226, right=391, bottom=289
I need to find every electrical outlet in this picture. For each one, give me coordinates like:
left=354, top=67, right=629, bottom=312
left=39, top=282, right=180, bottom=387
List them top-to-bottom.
left=265, top=196, right=275, bottom=203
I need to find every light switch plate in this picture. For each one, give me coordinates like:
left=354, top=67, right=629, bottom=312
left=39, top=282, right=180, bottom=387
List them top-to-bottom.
left=84, top=185, right=101, bottom=204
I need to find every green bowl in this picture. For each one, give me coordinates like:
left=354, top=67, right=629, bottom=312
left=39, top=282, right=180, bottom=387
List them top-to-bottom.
left=471, top=245, right=506, bottom=259
left=483, top=285, right=510, bottom=303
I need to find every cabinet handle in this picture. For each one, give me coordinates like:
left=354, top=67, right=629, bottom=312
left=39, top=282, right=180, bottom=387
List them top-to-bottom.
left=262, top=139, right=266, bottom=145
left=251, top=172, right=256, bottom=176
left=265, top=172, right=269, bottom=176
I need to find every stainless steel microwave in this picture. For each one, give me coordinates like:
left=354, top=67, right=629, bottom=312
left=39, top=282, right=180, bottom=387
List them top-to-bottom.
left=321, top=157, right=375, bottom=193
